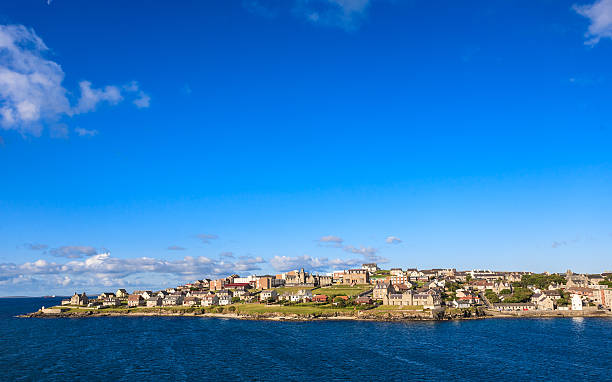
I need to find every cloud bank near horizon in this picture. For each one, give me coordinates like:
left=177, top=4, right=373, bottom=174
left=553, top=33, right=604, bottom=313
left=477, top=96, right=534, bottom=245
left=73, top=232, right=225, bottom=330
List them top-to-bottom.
left=0, top=233, right=396, bottom=295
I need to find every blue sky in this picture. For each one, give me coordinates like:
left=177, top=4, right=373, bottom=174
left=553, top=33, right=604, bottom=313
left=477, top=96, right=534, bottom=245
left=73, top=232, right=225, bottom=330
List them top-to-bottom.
left=1, top=0, right=611, bottom=295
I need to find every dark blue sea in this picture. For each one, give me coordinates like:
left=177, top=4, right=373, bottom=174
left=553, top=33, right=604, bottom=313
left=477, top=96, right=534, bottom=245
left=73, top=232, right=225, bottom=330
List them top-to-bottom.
left=1, top=298, right=611, bottom=381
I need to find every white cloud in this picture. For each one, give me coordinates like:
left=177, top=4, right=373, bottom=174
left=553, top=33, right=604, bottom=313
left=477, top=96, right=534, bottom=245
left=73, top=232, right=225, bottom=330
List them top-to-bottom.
left=574, top=0, right=612, bottom=45
left=0, top=24, right=149, bottom=137
left=0, top=24, right=70, bottom=136
left=73, top=81, right=122, bottom=114
left=133, top=91, right=150, bottom=108
left=74, top=127, right=98, bottom=137
left=196, top=233, right=219, bottom=244
left=317, top=235, right=344, bottom=247
left=319, top=235, right=344, bottom=243
left=385, top=236, right=402, bottom=244
left=49, top=245, right=99, bottom=259
left=0, top=253, right=265, bottom=295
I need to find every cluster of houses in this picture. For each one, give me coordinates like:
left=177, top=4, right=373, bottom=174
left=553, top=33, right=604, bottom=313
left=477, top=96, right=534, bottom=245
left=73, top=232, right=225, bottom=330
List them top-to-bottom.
left=61, top=265, right=612, bottom=313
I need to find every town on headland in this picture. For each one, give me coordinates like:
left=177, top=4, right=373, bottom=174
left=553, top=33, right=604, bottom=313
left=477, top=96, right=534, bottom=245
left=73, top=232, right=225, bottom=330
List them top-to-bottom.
left=26, top=265, right=612, bottom=321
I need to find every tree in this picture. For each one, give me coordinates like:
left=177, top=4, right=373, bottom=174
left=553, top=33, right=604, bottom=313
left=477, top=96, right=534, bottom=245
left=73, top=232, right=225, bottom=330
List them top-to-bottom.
left=515, top=274, right=566, bottom=289
left=599, top=275, right=612, bottom=288
left=504, top=287, right=533, bottom=303
left=484, top=290, right=500, bottom=303
left=333, top=296, right=346, bottom=307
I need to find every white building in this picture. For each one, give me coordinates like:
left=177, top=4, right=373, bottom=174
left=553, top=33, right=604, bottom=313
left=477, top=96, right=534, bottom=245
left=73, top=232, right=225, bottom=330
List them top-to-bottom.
left=571, top=294, right=583, bottom=311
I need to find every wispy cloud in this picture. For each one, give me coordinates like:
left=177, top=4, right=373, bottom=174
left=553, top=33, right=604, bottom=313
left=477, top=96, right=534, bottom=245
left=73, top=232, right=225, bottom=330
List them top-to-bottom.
left=244, top=0, right=372, bottom=30
left=294, top=0, right=371, bottom=30
left=574, top=0, right=612, bottom=45
left=0, top=24, right=149, bottom=137
left=72, top=81, right=123, bottom=114
left=132, top=91, right=150, bottom=108
left=49, top=124, right=68, bottom=139
left=74, top=127, right=98, bottom=137
left=196, top=233, right=219, bottom=244
left=317, top=234, right=388, bottom=263
left=317, top=235, right=344, bottom=247
left=319, top=235, right=344, bottom=243
left=385, top=236, right=402, bottom=244
left=551, top=237, right=581, bottom=249
left=551, top=241, right=567, bottom=248
left=24, top=243, right=48, bottom=251
left=49, top=245, right=99, bottom=259
left=167, top=245, right=186, bottom=251
left=343, top=245, right=377, bottom=257
left=219, top=251, right=235, bottom=258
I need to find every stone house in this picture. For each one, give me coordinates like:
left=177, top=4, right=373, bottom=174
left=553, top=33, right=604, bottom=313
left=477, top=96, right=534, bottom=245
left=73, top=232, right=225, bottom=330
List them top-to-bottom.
left=343, top=269, right=370, bottom=285
left=373, top=282, right=393, bottom=300
left=115, top=289, right=129, bottom=299
left=260, top=289, right=278, bottom=301
left=542, top=290, right=562, bottom=300
left=134, top=291, right=153, bottom=300
left=383, top=291, right=414, bottom=306
left=413, top=291, right=442, bottom=309
left=70, top=292, right=88, bottom=306
left=98, top=292, right=116, bottom=300
left=127, top=294, right=145, bottom=307
left=201, top=294, right=219, bottom=306
left=218, top=294, right=233, bottom=305
left=531, top=294, right=555, bottom=310
left=163, top=295, right=184, bottom=306
left=146, top=296, right=162, bottom=307
left=183, top=296, right=200, bottom=306
left=102, top=298, right=121, bottom=307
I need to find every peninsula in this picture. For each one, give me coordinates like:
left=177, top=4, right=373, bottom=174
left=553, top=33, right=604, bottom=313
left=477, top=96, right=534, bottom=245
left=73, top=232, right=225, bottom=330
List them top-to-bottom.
left=25, top=265, right=612, bottom=321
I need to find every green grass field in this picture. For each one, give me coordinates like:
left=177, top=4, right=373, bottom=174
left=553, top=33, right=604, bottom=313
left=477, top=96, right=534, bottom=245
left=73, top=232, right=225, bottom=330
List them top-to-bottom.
left=53, top=297, right=423, bottom=317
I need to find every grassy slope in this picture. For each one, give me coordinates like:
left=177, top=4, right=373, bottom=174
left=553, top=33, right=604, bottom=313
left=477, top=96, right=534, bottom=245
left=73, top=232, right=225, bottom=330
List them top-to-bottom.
left=52, top=303, right=430, bottom=318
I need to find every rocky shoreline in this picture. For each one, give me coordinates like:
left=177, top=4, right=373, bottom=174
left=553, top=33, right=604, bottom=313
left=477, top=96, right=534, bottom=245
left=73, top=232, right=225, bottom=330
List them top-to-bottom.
left=18, top=308, right=612, bottom=321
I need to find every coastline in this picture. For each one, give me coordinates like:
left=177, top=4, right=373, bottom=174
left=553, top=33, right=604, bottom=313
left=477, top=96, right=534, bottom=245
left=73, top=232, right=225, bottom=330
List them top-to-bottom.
left=18, top=307, right=612, bottom=321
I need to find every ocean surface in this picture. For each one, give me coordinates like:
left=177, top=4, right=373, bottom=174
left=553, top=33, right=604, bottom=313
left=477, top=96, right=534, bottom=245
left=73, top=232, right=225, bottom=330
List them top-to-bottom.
left=1, top=298, right=611, bottom=381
